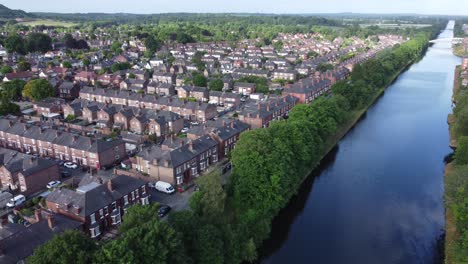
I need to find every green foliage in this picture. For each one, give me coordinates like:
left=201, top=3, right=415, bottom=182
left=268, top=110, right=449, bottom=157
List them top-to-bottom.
left=25, top=33, right=52, bottom=53
left=5, top=34, right=26, bottom=54
left=144, top=34, right=160, bottom=55
left=273, top=40, right=284, bottom=51
left=111, top=41, right=122, bottom=54
left=192, top=51, right=206, bottom=71
left=82, top=58, right=90, bottom=67
left=62, top=60, right=72, bottom=68
left=17, top=61, right=31, bottom=72
left=111, top=62, right=131, bottom=73
left=316, top=63, right=334, bottom=72
left=0, top=65, right=13, bottom=74
left=192, top=73, right=207, bottom=87
left=237, top=76, right=269, bottom=94
left=209, top=78, right=224, bottom=91
left=2, top=79, right=25, bottom=101
left=22, top=79, right=56, bottom=101
left=65, top=114, right=76, bottom=122
left=455, top=136, right=468, bottom=165
left=445, top=165, right=468, bottom=262
left=190, top=172, right=226, bottom=223
left=95, top=204, right=189, bottom=264
left=194, top=224, right=224, bottom=264
left=28, top=230, right=97, bottom=264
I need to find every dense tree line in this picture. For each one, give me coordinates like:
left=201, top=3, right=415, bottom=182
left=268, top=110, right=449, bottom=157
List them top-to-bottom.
left=5, top=33, right=51, bottom=54
left=445, top=64, right=468, bottom=262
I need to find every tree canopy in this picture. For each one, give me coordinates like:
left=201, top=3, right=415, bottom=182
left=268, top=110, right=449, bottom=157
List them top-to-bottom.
left=22, top=79, right=56, bottom=101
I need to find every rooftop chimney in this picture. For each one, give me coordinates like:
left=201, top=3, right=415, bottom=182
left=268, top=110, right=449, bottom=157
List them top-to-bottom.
left=188, top=140, right=193, bottom=151
left=107, top=179, right=114, bottom=192
left=34, top=209, right=42, bottom=223
left=47, top=214, right=55, bottom=230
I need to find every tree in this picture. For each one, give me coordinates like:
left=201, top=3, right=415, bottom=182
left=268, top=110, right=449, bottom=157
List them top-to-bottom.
left=26, top=33, right=52, bottom=53
left=63, top=33, right=76, bottom=49
left=5, top=34, right=25, bottom=54
left=144, top=35, right=160, bottom=56
left=273, top=40, right=284, bottom=51
left=111, top=41, right=122, bottom=54
left=82, top=58, right=91, bottom=67
left=17, top=61, right=31, bottom=72
left=62, top=61, right=72, bottom=69
left=111, top=62, right=131, bottom=73
left=316, top=63, right=334, bottom=72
left=0, top=65, right=13, bottom=75
left=193, top=74, right=208, bottom=87
left=2, top=79, right=25, bottom=101
left=22, top=79, right=56, bottom=101
left=209, top=79, right=224, bottom=91
left=0, top=99, right=19, bottom=115
left=65, top=114, right=76, bottom=122
left=455, top=136, right=468, bottom=165
left=190, top=172, right=226, bottom=223
left=95, top=205, right=189, bottom=264
left=194, top=224, right=224, bottom=264
left=28, top=230, right=97, bottom=264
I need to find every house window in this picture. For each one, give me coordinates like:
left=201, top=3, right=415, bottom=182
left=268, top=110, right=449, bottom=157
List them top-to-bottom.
left=212, top=154, right=218, bottom=163
left=200, top=161, right=206, bottom=171
left=176, top=166, right=182, bottom=174
left=191, top=167, right=198, bottom=176
left=176, top=175, right=183, bottom=185
left=141, top=186, right=146, bottom=195
left=131, top=191, right=135, bottom=200
left=124, top=195, right=129, bottom=205
left=141, top=196, right=149, bottom=205
left=112, top=202, right=117, bottom=211
left=104, top=206, right=108, bottom=215
left=99, top=209, right=104, bottom=219
left=111, top=212, right=121, bottom=225
left=90, top=213, right=96, bottom=224
left=90, top=226, right=101, bottom=238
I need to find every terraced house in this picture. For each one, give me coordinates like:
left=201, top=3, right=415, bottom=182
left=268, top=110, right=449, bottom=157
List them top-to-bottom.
left=0, top=119, right=126, bottom=169
left=134, top=135, right=219, bottom=191
left=46, top=175, right=149, bottom=238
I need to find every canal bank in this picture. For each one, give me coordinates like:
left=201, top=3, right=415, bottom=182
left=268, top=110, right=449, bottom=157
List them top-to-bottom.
left=262, top=21, right=459, bottom=264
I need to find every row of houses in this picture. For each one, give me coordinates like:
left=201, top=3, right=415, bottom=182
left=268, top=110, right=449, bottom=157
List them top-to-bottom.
left=79, top=87, right=218, bottom=121
left=63, top=99, right=184, bottom=136
left=0, top=118, right=126, bottom=169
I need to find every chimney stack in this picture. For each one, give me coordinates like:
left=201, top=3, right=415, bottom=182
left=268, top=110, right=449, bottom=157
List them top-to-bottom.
left=188, top=140, right=193, bottom=151
left=107, top=179, right=114, bottom=192
left=34, top=209, right=42, bottom=222
left=47, top=214, right=55, bottom=230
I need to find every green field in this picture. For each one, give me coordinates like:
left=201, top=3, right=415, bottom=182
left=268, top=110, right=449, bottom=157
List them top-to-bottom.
left=18, top=19, right=78, bottom=27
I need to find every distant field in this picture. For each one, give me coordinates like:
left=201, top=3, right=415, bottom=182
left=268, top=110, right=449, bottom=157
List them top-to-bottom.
left=18, top=19, right=78, bottom=27
left=360, top=23, right=432, bottom=29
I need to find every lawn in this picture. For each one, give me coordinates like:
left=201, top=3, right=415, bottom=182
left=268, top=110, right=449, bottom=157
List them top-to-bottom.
left=18, top=19, right=78, bottom=27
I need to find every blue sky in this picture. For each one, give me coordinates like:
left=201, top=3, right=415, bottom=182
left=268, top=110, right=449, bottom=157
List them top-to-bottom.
left=3, top=0, right=467, bottom=15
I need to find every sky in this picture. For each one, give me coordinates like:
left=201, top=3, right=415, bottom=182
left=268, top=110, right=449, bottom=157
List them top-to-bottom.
left=3, top=0, right=468, bottom=15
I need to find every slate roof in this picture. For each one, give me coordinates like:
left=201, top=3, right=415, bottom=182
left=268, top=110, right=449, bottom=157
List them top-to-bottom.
left=47, top=175, right=146, bottom=217
left=0, top=212, right=81, bottom=264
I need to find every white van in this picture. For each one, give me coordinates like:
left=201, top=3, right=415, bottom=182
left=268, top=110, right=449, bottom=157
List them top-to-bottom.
left=155, top=181, right=175, bottom=194
left=6, top=195, right=26, bottom=208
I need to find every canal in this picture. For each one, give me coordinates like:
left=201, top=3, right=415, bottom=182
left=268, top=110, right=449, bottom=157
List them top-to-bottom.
left=261, top=21, right=460, bottom=264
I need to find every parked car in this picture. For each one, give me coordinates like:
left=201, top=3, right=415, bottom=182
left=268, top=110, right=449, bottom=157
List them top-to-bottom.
left=190, top=121, right=199, bottom=126
left=181, top=127, right=189, bottom=133
left=64, top=162, right=78, bottom=169
left=61, top=171, right=71, bottom=178
left=46, top=180, right=61, bottom=189
left=155, top=181, right=175, bottom=194
left=6, top=195, right=26, bottom=208
left=158, top=205, right=172, bottom=217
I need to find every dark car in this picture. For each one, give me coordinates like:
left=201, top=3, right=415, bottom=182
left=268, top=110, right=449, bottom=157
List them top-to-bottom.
left=61, top=171, right=72, bottom=178
left=158, top=205, right=172, bottom=217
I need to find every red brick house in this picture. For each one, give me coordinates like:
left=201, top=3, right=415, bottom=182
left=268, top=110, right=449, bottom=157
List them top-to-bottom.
left=46, top=175, right=149, bottom=238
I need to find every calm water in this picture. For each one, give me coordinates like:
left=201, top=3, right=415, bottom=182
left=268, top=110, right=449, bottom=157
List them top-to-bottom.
left=262, top=21, right=460, bottom=264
